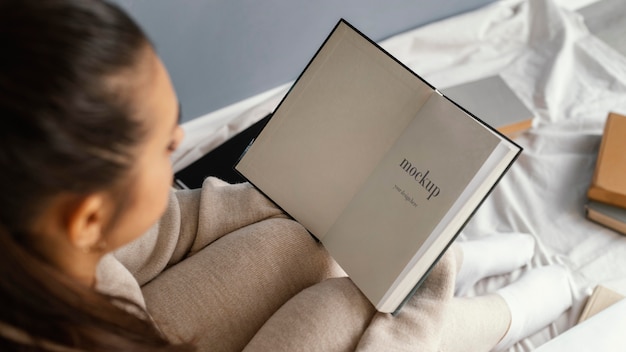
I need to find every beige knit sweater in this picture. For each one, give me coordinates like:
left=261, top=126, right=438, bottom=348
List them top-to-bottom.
left=96, top=177, right=457, bottom=352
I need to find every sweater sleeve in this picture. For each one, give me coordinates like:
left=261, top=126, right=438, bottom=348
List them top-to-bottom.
left=113, top=177, right=286, bottom=286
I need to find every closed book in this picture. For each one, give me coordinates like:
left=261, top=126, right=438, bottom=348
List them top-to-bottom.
left=441, top=76, right=533, bottom=138
left=587, top=112, right=626, bottom=208
left=585, top=200, right=626, bottom=236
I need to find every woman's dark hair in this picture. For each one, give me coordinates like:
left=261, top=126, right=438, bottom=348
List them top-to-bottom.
left=0, top=0, right=194, bottom=350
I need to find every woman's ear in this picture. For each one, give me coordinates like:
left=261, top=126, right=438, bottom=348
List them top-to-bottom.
left=66, top=194, right=108, bottom=253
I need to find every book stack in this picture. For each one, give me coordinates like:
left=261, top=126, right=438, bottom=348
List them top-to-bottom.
left=585, top=112, right=626, bottom=235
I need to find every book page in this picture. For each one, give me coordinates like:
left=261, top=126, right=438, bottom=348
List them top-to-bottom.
left=236, top=22, right=433, bottom=238
left=322, top=92, right=508, bottom=311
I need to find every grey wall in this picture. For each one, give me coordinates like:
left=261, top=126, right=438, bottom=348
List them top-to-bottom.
left=112, top=0, right=497, bottom=122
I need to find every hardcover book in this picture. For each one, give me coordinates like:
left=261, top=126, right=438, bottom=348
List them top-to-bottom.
left=235, top=20, right=522, bottom=313
left=441, top=75, right=534, bottom=138
left=587, top=112, right=626, bottom=208
left=585, top=200, right=626, bottom=236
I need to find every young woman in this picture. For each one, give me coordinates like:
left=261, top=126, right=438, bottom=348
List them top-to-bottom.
left=0, top=0, right=572, bottom=351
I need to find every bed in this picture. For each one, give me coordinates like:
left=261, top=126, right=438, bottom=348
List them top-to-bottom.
left=170, top=0, right=626, bottom=349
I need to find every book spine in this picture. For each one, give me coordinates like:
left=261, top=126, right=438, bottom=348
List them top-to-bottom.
left=587, top=113, right=626, bottom=208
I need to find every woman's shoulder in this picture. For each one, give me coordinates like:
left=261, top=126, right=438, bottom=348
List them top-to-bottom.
left=95, top=254, right=147, bottom=309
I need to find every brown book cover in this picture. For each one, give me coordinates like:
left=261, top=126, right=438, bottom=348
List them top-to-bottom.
left=587, top=112, right=626, bottom=208
left=585, top=200, right=626, bottom=236
left=578, top=285, right=624, bottom=324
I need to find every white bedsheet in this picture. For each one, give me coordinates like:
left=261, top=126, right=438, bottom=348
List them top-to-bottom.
left=172, top=0, right=626, bottom=349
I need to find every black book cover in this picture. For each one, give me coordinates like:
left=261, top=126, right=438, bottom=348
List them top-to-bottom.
left=174, top=114, right=272, bottom=188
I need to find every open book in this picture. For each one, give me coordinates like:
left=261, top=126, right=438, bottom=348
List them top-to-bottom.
left=235, top=20, right=522, bottom=313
